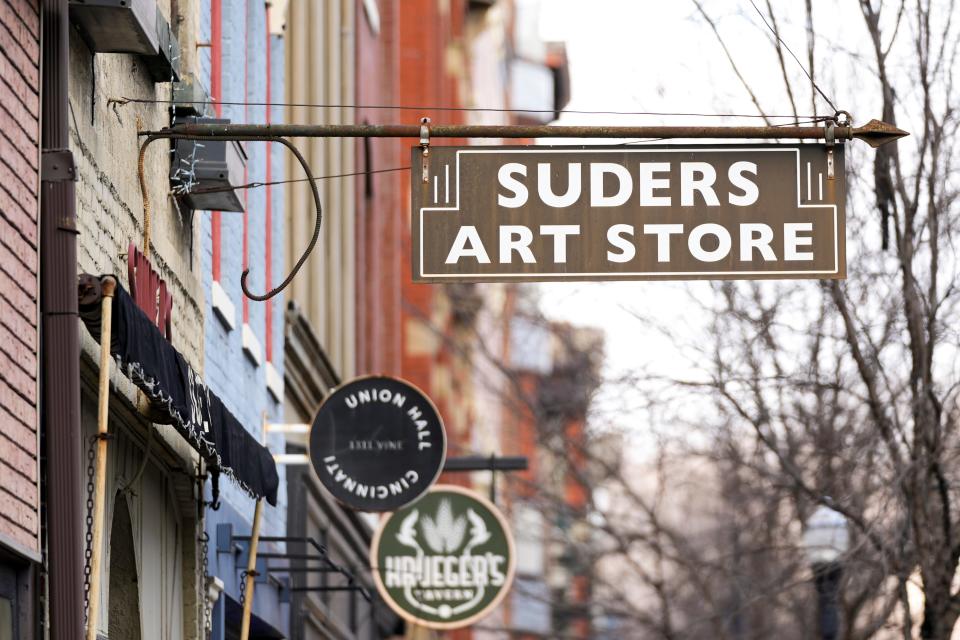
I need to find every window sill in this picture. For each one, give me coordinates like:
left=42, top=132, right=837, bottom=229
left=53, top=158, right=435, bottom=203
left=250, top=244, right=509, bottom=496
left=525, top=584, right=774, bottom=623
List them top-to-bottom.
left=211, top=280, right=236, bottom=331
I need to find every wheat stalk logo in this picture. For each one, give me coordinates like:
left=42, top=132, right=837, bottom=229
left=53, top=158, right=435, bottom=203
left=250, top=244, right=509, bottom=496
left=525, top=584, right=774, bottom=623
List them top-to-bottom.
left=421, top=499, right=467, bottom=553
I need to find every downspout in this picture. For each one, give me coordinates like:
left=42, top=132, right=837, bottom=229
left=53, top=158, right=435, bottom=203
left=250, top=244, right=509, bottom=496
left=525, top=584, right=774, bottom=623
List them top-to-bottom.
left=40, top=0, right=84, bottom=637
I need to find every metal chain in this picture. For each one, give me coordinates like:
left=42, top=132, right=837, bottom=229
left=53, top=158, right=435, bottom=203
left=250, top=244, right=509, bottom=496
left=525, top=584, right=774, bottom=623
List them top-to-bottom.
left=83, top=435, right=97, bottom=624
left=197, top=466, right=213, bottom=640
left=199, top=529, right=212, bottom=638
left=239, top=570, right=248, bottom=607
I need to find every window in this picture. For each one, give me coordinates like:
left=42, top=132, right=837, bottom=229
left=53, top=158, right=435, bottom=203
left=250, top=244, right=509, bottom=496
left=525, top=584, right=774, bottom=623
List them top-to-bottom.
left=0, top=562, right=27, bottom=640
left=0, top=596, right=11, bottom=640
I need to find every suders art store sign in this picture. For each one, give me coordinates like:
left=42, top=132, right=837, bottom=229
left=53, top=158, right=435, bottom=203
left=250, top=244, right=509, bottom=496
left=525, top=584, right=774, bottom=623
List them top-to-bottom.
left=413, top=144, right=846, bottom=281
left=309, top=375, right=447, bottom=511
left=370, top=485, right=516, bottom=630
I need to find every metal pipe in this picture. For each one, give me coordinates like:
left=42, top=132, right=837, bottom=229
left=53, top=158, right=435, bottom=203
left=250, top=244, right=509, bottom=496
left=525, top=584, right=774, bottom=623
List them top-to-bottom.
left=41, top=0, right=84, bottom=636
left=142, top=119, right=908, bottom=146
left=154, top=122, right=848, bottom=140
left=85, top=277, right=116, bottom=640
left=443, top=455, right=529, bottom=472
left=240, top=499, right=264, bottom=640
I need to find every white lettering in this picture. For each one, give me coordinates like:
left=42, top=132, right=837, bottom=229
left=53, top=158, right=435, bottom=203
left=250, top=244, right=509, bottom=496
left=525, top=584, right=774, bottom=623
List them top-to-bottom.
left=728, top=161, right=759, bottom=206
left=680, top=162, right=719, bottom=206
left=497, top=163, right=528, bottom=208
left=537, top=163, right=581, bottom=207
left=590, top=163, right=633, bottom=207
left=638, top=163, right=672, bottom=206
left=784, top=222, right=814, bottom=260
left=739, top=223, right=776, bottom=261
left=606, top=224, right=635, bottom=263
left=643, top=224, right=684, bottom=262
left=688, top=224, right=732, bottom=262
left=539, top=225, right=580, bottom=263
left=445, top=226, right=490, bottom=264
left=499, top=226, right=536, bottom=263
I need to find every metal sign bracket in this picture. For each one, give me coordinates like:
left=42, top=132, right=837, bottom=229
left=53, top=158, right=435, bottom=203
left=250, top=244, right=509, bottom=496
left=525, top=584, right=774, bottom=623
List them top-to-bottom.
left=419, top=117, right=431, bottom=182
left=825, top=121, right=836, bottom=180
left=41, top=148, right=77, bottom=182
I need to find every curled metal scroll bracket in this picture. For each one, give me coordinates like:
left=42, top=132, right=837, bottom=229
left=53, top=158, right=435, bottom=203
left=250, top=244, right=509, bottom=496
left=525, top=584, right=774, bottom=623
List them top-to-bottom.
left=138, top=132, right=323, bottom=303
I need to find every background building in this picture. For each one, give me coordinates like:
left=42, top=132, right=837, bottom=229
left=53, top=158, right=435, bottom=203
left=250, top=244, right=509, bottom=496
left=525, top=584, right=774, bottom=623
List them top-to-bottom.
left=199, top=0, right=290, bottom=637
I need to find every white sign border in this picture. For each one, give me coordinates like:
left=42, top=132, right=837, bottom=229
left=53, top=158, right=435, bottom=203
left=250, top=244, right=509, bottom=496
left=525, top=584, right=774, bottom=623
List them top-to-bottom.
left=417, top=147, right=840, bottom=278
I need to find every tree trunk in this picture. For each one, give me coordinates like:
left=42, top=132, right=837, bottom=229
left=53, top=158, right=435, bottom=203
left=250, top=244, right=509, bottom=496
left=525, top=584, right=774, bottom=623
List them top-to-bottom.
left=920, top=587, right=959, bottom=639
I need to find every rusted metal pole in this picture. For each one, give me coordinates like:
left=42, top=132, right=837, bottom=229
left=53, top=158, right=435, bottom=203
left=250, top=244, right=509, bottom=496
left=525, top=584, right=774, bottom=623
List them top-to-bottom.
left=144, top=118, right=907, bottom=147
left=85, top=276, right=116, bottom=640
left=240, top=499, right=264, bottom=640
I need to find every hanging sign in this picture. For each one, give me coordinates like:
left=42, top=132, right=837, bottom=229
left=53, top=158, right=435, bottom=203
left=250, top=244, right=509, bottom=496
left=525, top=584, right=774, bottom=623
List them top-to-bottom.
left=412, top=144, right=845, bottom=281
left=308, top=375, right=446, bottom=511
left=370, top=485, right=516, bottom=629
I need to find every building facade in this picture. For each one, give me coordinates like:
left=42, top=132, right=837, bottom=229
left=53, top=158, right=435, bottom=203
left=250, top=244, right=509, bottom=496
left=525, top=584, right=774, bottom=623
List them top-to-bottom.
left=0, top=0, right=40, bottom=637
left=61, top=0, right=284, bottom=637
left=69, top=0, right=208, bottom=636
left=3, top=1, right=592, bottom=638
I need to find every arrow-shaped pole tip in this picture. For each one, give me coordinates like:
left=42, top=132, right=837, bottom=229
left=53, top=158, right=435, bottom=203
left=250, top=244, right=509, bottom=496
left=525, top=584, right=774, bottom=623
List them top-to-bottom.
left=852, top=119, right=909, bottom=148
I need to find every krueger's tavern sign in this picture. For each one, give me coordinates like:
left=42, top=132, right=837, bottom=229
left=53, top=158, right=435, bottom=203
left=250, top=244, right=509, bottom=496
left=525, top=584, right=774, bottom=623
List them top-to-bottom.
left=413, top=144, right=845, bottom=281
left=309, top=375, right=447, bottom=511
left=371, top=485, right=516, bottom=629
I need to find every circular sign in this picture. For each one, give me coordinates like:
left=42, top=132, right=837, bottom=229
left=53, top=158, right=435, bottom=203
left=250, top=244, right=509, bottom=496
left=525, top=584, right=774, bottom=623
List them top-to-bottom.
left=309, top=375, right=446, bottom=511
left=370, top=485, right=516, bottom=630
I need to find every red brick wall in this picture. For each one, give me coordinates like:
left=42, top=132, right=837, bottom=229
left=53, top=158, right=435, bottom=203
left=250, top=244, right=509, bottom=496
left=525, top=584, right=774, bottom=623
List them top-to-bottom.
left=0, top=0, right=40, bottom=557
left=355, top=0, right=404, bottom=376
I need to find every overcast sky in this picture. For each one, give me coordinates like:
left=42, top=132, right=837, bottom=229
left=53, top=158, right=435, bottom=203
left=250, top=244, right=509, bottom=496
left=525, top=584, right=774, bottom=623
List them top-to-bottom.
left=532, top=0, right=877, bottom=443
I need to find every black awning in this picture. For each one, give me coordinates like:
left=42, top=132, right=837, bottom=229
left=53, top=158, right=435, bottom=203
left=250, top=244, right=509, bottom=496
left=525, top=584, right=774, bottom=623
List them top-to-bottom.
left=80, top=277, right=279, bottom=506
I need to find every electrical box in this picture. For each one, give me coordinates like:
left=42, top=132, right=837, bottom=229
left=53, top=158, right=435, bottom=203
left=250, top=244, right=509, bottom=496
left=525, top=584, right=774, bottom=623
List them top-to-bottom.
left=69, top=0, right=180, bottom=82
left=170, top=117, right=247, bottom=213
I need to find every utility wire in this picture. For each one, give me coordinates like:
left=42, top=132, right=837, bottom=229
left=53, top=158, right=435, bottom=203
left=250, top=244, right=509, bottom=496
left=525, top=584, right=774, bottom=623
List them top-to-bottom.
left=747, top=0, right=839, bottom=113
left=114, top=96, right=824, bottom=120
left=181, top=114, right=836, bottom=195
left=183, top=165, right=412, bottom=195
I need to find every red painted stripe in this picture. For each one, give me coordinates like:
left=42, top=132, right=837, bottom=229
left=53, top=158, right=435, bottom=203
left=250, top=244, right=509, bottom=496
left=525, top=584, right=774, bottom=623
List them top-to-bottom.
left=211, top=0, right=222, bottom=282
left=264, top=8, right=273, bottom=363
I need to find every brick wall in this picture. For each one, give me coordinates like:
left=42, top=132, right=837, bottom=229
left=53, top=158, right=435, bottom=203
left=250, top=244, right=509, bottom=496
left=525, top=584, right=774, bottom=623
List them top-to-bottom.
left=0, top=0, right=39, bottom=557
left=355, top=0, right=404, bottom=376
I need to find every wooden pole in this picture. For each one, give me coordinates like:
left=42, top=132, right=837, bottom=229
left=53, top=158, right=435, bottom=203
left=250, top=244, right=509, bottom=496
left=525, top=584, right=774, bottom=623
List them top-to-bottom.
left=85, top=276, right=116, bottom=640
left=239, top=498, right=264, bottom=640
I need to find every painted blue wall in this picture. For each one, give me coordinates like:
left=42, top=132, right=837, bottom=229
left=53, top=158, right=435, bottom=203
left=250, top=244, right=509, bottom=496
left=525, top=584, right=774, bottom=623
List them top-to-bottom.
left=198, top=0, right=288, bottom=636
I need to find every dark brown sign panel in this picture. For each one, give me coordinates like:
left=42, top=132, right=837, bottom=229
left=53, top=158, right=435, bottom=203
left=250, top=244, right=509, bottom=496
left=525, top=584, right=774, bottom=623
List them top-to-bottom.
left=412, top=145, right=845, bottom=281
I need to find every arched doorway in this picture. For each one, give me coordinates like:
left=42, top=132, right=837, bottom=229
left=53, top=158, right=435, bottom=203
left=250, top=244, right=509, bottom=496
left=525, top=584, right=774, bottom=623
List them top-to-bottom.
left=108, top=493, right=142, bottom=639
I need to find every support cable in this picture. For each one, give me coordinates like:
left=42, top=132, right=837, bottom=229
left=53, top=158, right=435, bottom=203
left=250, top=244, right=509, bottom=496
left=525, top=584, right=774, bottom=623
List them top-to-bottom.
left=747, top=0, right=839, bottom=113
